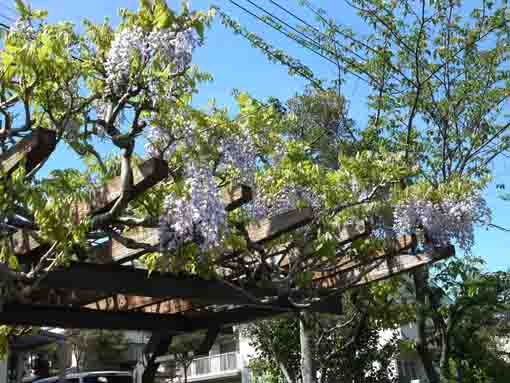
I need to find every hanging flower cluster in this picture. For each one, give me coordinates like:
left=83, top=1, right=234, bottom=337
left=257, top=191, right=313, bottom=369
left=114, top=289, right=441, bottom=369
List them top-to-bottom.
left=104, top=26, right=198, bottom=95
left=104, top=27, right=145, bottom=95
left=219, top=130, right=258, bottom=186
left=160, top=161, right=228, bottom=252
left=245, top=184, right=322, bottom=221
left=393, top=193, right=491, bottom=251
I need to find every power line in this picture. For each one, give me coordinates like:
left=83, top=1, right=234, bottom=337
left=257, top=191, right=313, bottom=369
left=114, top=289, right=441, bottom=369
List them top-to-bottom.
left=228, top=0, right=371, bottom=84
left=242, top=0, right=379, bottom=84
left=245, top=0, right=328, bottom=56
left=268, top=0, right=369, bottom=63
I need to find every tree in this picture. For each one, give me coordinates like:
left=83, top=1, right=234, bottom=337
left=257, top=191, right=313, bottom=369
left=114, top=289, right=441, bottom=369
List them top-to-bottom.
left=0, top=1, right=504, bottom=382
left=409, top=257, right=510, bottom=383
left=245, top=291, right=400, bottom=383
left=66, top=330, right=129, bottom=371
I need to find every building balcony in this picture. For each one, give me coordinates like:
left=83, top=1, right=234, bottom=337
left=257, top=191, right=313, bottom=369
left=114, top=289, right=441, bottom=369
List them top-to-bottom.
left=157, top=352, right=241, bottom=382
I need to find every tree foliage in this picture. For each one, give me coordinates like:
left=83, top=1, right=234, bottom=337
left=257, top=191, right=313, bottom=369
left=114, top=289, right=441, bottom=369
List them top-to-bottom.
left=66, top=330, right=129, bottom=371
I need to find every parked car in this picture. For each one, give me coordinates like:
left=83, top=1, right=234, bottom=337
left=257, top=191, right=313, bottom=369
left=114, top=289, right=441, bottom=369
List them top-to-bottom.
left=33, top=371, right=132, bottom=383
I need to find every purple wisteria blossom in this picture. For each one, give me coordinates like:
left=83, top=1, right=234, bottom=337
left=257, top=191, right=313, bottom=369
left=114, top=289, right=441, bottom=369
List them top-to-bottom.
left=160, top=161, right=228, bottom=252
left=393, top=193, right=491, bottom=251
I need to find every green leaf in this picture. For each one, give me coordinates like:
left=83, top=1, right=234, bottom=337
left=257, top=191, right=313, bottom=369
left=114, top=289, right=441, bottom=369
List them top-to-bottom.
left=15, top=0, right=29, bottom=18
left=139, top=0, right=153, bottom=12
left=154, top=0, right=174, bottom=29
left=194, top=20, right=205, bottom=40
left=8, top=255, right=19, bottom=270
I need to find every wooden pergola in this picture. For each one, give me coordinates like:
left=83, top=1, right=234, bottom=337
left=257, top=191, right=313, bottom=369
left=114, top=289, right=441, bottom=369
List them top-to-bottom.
left=0, top=129, right=454, bottom=379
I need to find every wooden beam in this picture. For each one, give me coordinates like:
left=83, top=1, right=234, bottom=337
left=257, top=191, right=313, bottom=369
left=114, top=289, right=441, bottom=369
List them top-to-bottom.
left=0, top=129, right=57, bottom=176
left=74, top=158, right=169, bottom=219
left=223, top=184, right=253, bottom=211
left=247, top=208, right=314, bottom=243
left=11, top=230, right=49, bottom=258
left=306, top=235, right=417, bottom=282
left=317, top=245, right=454, bottom=289
left=36, top=262, right=258, bottom=305
left=84, top=295, right=193, bottom=314
left=0, top=303, right=281, bottom=331
left=0, top=303, right=192, bottom=332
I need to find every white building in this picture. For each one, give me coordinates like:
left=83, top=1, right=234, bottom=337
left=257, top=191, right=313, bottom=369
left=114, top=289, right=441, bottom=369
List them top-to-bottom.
left=148, top=323, right=426, bottom=383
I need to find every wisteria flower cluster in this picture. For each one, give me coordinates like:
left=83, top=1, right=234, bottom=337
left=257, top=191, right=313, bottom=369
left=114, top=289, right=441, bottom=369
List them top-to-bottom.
left=104, top=26, right=198, bottom=96
left=104, top=27, right=145, bottom=95
left=220, top=130, right=258, bottom=186
left=160, top=161, right=228, bottom=253
left=245, top=184, right=322, bottom=221
left=393, top=193, right=491, bottom=251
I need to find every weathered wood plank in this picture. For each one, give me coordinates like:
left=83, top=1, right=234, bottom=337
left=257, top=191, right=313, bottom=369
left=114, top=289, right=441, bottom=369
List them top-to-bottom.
left=0, top=129, right=57, bottom=176
left=74, top=158, right=169, bottom=219
left=223, top=184, right=253, bottom=211
left=247, top=208, right=314, bottom=243
left=277, top=219, right=369, bottom=270
left=11, top=230, right=49, bottom=257
left=307, top=234, right=417, bottom=282
left=317, top=245, right=454, bottom=289
left=84, top=295, right=193, bottom=314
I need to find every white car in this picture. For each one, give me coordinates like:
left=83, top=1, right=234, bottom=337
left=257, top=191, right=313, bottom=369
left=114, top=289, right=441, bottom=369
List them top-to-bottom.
left=33, top=371, right=132, bottom=383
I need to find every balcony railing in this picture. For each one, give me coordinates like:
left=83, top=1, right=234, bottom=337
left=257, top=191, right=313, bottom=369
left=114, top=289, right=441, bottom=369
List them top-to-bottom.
left=186, top=352, right=239, bottom=378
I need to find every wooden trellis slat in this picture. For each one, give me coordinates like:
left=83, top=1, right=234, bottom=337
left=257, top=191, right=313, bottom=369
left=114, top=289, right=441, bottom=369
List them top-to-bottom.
left=0, top=129, right=57, bottom=176
left=73, top=157, right=169, bottom=219
left=14, top=184, right=253, bottom=262
left=223, top=184, right=253, bottom=211
left=76, top=185, right=253, bottom=314
left=247, top=208, right=314, bottom=243
left=277, top=219, right=369, bottom=270
left=305, top=235, right=417, bottom=282
left=317, top=245, right=455, bottom=289
left=84, top=295, right=193, bottom=314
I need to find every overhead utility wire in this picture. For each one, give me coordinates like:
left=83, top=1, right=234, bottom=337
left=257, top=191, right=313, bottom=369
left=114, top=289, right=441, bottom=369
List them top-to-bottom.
left=228, top=0, right=370, bottom=84
left=240, top=0, right=379, bottom=84
left=245, top=0, right=380, bottom=84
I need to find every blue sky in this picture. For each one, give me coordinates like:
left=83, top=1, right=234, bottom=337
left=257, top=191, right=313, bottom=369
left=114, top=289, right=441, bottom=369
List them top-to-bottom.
left=4, top=0, right=509, bottom=271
